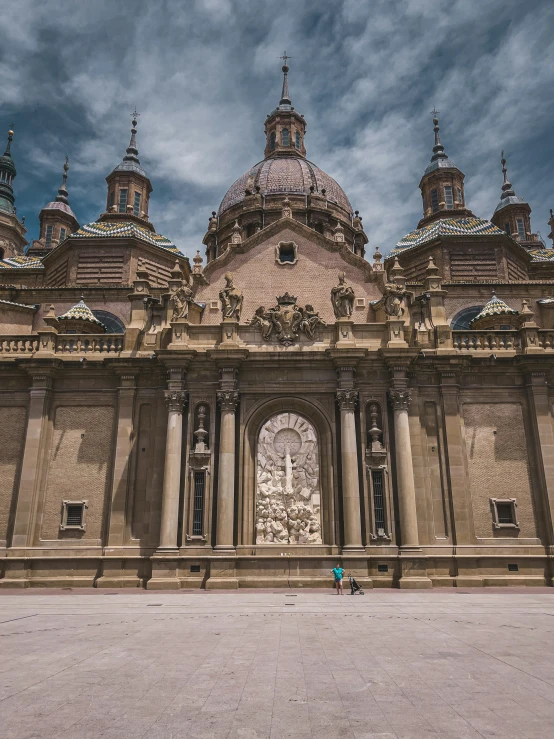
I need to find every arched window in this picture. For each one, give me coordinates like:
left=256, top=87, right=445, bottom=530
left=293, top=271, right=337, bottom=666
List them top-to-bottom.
left=281, top=128, right=289, bottom=146
left=295, top=131, right=300, bottom=149
left=270, top=132, right=276, bottom=150
left=0, top=247, right=4, bottom=260
left=450, top=306, right=484, bottom=330
left=91, top=310, right=125, bottom=333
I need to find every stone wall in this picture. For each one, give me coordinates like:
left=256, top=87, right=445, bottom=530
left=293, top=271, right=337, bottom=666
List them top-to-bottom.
left=462, top=402, right=537, bottom=539
left=40, top=405, right=115, bottom=541
left=0, top=406, right=27, bottom=543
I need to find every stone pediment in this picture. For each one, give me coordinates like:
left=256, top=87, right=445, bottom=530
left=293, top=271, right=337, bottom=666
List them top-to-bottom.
left=202, top=215, right=375, bottom=285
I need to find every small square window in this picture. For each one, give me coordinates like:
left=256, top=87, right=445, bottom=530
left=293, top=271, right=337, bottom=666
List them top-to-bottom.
left=275, top=241, right=298, bottom=265
left=490, top=498, right=519, bottom=530
left=60, top=500, right=88, bottom=531
left=508, top=563, right=519, bottom=572
left=190, top=564, right=201, bottom=573
left=377, top=564, right=388, bottom=573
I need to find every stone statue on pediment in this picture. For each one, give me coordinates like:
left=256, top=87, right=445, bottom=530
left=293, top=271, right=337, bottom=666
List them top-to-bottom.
left=331, top=271, right=355, bottom=318
left=219, top=272, right=243, bottom=320
left=170, top=283, right=194, bottom=321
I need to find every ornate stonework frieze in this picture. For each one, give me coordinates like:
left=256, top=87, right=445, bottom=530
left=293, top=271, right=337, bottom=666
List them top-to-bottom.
left=331, top=271, right=355, bottom=318
left=219, top=272, right=243, bottom=320
left=250, top=293, right=325, bottom=345
left=336, top=388, right=358, bottom=411
left=388, top=389, right=411, bottom=411
left=164, top=390, right=188, bottom=412
left=217, top=390, right=239, bottom=412
left=256, top=412, right=322, bottom=545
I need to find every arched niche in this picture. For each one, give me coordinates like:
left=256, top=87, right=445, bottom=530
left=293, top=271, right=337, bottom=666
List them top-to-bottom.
left=240, top=397, right=337, bottom=548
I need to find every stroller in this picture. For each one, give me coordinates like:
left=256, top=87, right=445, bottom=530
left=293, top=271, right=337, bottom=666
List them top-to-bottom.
left=349, top=574, right=364, bottom=595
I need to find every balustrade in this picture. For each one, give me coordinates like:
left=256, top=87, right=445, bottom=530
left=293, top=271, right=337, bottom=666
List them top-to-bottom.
left=452, top=330, right=521, bottom=352
left=0, top=337, right=39, bottom=353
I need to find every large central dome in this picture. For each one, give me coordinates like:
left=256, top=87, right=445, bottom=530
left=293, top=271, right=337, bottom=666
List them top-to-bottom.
left=218, top=156, right=353, bottom=217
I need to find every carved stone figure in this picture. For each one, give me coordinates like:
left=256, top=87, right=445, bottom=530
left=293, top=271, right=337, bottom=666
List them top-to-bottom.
left=331, top=271, right=355, bottom=318
left=219, top=272, right=243, bottom=320
left=383, top=281, right=406, bottom=318
left=170, top=283, right=194, bottom=321
left=250, top=294, right=325, bottom=345
left=299, top=304, right=326, bottom=339
left=255, top=412, right=322, bottom=545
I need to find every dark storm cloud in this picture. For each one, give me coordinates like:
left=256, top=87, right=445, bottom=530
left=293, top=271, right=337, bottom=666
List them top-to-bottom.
left=0, top=0, right=552, bottom=258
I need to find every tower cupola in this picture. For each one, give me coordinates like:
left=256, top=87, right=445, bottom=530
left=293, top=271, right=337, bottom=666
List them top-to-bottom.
left=263, top=53, right=307, bottom=159
left=103, top=111, right=152, bottom=224
left=418, top=111, right=472, bottom=227
left=0, top=127, right=27, bottom=259
left=490, top=152, right=538, bottom=248
left=28, top=157, right=80, bottom=257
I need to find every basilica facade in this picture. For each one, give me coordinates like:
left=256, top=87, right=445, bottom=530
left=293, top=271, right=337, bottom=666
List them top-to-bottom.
left=1, top=63, right=554, bottom=589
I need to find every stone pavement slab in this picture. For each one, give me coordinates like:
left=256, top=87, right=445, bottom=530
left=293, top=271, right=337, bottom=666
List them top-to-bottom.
left=0, top=589, right=554, bottom=738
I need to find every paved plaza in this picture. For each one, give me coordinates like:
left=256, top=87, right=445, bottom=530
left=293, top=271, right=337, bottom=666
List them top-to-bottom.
left=2, top=589, right=554, bottom=739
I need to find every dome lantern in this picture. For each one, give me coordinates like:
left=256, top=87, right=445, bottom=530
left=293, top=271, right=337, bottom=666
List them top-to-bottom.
left=263, top=53, right=307, bottom=160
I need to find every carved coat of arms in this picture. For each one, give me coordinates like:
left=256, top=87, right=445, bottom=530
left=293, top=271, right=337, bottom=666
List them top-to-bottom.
left=251, top=293, right=325, bottom=346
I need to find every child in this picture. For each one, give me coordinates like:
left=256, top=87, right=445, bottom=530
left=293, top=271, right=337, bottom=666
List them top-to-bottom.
left=331, top=563, right=344, bottom=595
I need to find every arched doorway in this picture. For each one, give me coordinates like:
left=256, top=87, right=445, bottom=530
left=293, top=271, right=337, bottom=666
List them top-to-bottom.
left=255, top=413, right=322, bottom=545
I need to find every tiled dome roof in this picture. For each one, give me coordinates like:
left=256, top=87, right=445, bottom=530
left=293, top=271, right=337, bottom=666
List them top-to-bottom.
left=218, top=156, right=353, bottom=217
left=393, top=218, right=505, bottom=254
left=73, top=220, right=181, bottom=254
left=0, top=255, right=44, bottom=269
left=469, top=294, right=518, bottom=326
left=57, top=298, right=106, bottom=328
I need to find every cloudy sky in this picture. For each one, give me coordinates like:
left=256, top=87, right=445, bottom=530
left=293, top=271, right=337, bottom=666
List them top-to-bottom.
left=1, top=0, right=553, bottom=260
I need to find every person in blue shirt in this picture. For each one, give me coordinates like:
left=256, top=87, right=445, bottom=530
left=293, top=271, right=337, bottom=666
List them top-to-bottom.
left=331, top=563, right=344, bottom=595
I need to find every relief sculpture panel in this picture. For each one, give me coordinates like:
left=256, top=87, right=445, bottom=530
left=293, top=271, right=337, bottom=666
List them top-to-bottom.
left=256, top=412, right=322, bottom=544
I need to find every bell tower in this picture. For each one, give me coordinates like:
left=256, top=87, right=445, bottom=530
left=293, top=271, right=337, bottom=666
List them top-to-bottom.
left=263, top=53, right=307, bottom=159
left=490, top=152, right=538, bottom=249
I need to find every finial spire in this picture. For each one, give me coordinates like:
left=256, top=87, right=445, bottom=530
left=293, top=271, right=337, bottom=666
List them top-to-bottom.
left=278, top=51, right=293, bottom=106
left=429, top=108, right=447, bottom=162
left=123, top=109, right=140, bottom=164
left=4, top=125, right=14, bottom=157
left=499, top=150, right=516, bottom=200
left=55, top=156, right=70, bottom=205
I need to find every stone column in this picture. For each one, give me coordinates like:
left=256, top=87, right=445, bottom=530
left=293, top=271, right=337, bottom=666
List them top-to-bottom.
left=527, top=371, right=554, bottom=555
left=11, top=373, right=53, bottom=549
left=105, top=373, right=137, bottom=549
left=157, top=377, right=187, bottom=552
left=336, top=388, right=364, bottom=551
left=389, top=388, right=419, bottom=548
left=215, top=389, right=239, bottom=550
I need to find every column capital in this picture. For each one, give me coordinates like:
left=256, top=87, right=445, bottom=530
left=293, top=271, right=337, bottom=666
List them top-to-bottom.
left=336, top=388, right=358, bottom=411
left=388, top=388, right=412, bottom=411
left=164, top=390, right=188, bottom=412
left=217, top=390, right=239, bottom=412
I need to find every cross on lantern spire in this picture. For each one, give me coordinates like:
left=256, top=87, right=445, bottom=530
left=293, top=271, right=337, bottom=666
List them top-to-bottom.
left=279, top=50, right=292, bottom=106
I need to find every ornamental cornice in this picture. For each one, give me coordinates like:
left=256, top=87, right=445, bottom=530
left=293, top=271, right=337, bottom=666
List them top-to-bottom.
left=336, top=388, right=358, bottom=411
left=388, top=388, right=412, bottom=411
left=217, top=389, right=239, bottom=412
left=164, top=390, right=188, bottom=413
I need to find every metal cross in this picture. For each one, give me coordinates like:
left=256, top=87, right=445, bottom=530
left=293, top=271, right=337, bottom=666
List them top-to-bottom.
left=279, top=51, right=293, bottom=64
left=430, top=107, right=440, bottom=118
left=131, top=108, right=140, bottom=119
